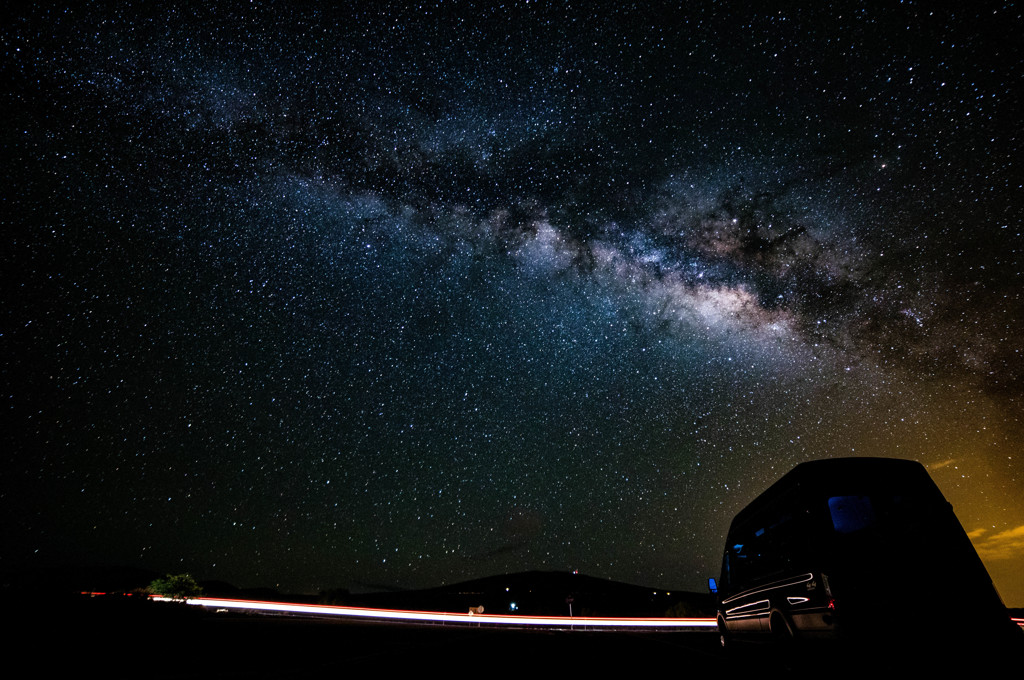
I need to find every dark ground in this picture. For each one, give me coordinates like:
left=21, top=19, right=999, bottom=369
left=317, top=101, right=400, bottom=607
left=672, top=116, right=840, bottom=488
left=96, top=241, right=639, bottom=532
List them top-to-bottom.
left=12, top=595, right=1022, bottom=678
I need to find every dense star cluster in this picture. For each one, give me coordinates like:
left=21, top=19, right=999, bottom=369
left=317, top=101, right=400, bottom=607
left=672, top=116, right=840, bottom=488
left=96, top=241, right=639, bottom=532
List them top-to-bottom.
left=3, top=2, right=1023, bottom=601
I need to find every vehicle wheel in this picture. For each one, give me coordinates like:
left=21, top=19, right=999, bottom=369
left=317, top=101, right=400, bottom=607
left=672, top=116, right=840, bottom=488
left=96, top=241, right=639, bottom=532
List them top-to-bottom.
left=769, top=611, right=795, bottom=642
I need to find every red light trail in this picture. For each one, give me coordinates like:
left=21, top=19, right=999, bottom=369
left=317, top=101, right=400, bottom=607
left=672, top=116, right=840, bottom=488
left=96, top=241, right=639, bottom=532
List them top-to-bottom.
left=155, top=596, right=717, bottom=630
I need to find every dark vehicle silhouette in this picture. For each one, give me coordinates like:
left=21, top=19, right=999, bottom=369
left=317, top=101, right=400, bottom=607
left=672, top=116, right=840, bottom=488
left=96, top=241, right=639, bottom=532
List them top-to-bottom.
left=716, top=457, right=1015, bottom=649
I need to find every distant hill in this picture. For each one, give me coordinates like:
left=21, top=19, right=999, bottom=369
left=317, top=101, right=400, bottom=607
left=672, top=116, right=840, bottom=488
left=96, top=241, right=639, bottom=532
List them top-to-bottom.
left=2, top=564, right=715, bottom=617
left=2, top=564, right=160, bottom=599
left=328, top=570, right=716, bottom=618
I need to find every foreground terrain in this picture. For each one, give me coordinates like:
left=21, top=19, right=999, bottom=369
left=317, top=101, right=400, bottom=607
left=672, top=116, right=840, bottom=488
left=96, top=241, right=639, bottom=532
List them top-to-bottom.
left=14, top=595, right=1021, bottom=678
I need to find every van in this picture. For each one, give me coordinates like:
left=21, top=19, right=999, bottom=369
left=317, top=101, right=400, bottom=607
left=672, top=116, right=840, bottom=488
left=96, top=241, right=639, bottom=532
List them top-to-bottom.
left=716, top=457, right=1014, bottom=648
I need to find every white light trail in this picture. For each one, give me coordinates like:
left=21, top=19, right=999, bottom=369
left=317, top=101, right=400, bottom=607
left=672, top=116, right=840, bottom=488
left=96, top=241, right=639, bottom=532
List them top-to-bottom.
left=159, top=596, right=717, bottom=630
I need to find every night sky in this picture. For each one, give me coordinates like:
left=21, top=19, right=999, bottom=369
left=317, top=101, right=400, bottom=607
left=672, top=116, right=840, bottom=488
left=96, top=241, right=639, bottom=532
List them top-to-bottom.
left=4, top=2, right=1023, bottom=603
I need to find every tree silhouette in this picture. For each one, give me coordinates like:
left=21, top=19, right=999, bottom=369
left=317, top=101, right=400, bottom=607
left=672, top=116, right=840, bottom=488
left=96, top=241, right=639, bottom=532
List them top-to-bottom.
left=148, top=573, right=203, bottom=602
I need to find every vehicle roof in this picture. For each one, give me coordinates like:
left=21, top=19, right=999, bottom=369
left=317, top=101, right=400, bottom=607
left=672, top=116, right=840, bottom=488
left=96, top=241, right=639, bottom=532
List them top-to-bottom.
left=730, top=457, right=934, bottom=529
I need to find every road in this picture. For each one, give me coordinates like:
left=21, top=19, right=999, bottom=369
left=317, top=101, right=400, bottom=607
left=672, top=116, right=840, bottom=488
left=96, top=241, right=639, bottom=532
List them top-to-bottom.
left=172, top=594, right=718, bottom=630
left=16, top=595, right=1022, bottom=677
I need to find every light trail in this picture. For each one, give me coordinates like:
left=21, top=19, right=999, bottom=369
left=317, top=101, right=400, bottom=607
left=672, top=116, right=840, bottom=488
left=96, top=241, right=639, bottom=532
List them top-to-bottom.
left=159, top=596, right=717, bottom=630
left=144, top=597, right=1024, bottom=631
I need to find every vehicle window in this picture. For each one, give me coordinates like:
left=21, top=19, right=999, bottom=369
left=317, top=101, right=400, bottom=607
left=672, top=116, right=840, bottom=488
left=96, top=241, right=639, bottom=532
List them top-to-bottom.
left=828, top=495, right=877, bottom=533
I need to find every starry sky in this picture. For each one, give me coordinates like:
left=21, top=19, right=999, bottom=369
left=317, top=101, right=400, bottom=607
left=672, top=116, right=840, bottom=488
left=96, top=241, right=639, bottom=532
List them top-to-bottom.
left=3, top=2, right=1023, bottom=603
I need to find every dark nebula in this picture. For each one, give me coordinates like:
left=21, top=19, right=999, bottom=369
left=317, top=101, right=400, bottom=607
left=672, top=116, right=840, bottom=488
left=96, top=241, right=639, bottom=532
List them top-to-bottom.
left=3, top=2, right=1022, bottom=602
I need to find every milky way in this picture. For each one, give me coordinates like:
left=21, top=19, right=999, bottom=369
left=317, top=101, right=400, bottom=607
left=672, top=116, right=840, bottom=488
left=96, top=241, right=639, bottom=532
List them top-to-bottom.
left=4, top=2, right=1023, bottom=601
